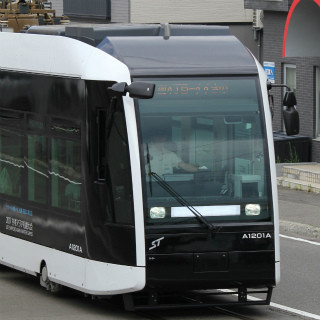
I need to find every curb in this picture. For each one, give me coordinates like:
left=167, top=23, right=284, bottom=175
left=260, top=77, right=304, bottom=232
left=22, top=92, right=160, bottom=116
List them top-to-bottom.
left=277, top=177, right=320, bottom=193
left=280, top=220, right=320, bottom=240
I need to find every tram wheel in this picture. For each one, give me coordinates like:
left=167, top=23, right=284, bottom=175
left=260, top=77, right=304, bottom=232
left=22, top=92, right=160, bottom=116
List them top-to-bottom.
left=40, top=263, right=62, bottom=293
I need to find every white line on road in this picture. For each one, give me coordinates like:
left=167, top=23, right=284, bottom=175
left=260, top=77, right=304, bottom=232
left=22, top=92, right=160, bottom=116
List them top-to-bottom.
left=280, top=234, right=320, bottom=246
left=220, top=289, right=320, bottom=319
left=250, top=295, right=320, bottom=320
left=269, top=302, right=320, bottom=320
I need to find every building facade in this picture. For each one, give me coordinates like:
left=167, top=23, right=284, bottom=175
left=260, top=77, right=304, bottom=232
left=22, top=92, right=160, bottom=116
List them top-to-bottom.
left=50, top=0, right=63, bottom=16
left=58, top=0, right=261, bottom=63
left=59, top=0, right=253, bottom=23
left=113, top=0, right=253, bottom=24
left=245, top=0, right=320, bottom=162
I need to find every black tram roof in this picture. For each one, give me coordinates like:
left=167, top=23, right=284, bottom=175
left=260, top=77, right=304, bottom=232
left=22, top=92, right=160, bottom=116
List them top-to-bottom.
left=26, top=24, right=258, bottom=76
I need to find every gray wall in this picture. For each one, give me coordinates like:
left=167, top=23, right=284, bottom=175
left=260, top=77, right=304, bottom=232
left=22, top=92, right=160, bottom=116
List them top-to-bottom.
left=50, top=0, right=64, bottom=16
left=64, top=0, right=111, bottom=20
left=111, top=0, right=130, bottom=23
left=127, top=0, right=253, bottom=24
left=244, top=0, right=292, bottom=11
left=285, top=0, right=320, bottom=57
left=262, top=11, right=320, bottom=162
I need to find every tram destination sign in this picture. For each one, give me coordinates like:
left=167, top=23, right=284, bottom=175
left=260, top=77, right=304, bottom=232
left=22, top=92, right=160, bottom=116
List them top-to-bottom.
left=153, top=78, right=257, bottom=101
left=156, top=82, right=230, bottom=97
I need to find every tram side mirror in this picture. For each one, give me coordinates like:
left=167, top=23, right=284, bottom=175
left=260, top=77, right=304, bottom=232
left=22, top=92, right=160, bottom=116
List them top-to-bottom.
left=108, top=82, right=155, bottom=99
left=127, top=82, right=155, bottom=99
left=283, top=91, right=299, bottom=136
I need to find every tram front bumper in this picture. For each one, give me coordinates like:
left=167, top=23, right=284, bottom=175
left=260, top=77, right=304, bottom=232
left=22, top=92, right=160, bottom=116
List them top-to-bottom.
left=146, top=250, right=276, bottom=290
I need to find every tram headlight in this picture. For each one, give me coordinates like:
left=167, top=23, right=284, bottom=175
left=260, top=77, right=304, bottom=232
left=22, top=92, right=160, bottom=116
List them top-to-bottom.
left=245, top=204, right=261, bottom=216
left=150, top=207, right=166, bottom=219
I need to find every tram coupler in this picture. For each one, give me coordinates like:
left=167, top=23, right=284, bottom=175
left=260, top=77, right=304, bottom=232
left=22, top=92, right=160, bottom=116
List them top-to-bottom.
left=238, top=287, right=247, bottom=303
left=123, top=291, right=159, bottom=311
left=148, top=291, right=158, bottom=306
left=122, top=293, right=135, bottom=311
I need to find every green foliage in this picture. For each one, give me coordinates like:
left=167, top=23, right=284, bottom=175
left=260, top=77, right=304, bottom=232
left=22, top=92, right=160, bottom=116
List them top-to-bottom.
left=276, top=142, right=300, bottom=163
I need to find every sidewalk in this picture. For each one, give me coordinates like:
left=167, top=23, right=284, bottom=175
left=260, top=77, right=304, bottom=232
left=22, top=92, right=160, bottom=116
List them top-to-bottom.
left=278, top=185, right=320, bottom=240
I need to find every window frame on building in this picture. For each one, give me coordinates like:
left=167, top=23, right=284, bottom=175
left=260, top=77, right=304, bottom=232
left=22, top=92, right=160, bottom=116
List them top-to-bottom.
left=282, top=63, right=296, bottom=132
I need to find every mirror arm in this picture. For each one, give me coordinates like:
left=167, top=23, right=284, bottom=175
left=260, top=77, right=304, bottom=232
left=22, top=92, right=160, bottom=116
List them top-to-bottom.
left=107, top=82, right=128, bottom=98
left=267, top=82, right=291, bottom=91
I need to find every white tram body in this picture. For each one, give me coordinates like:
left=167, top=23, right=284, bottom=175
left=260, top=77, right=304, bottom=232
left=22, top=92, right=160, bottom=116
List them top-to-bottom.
left=0, top=25, right=279, bottom=309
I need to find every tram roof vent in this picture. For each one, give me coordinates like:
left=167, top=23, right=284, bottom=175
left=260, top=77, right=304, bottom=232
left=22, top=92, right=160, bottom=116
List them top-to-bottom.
left=26, top=23, right=230, bottom=47
left=162, top=23, right=170, bottom=40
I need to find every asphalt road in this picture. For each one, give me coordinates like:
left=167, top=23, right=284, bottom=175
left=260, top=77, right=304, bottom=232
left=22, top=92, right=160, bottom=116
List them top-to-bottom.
left=278, top=186, right=320, bottom=233
left=1, top=187, right=320, bottom=319
left=272, top=235, right=320, bottom=316
left=1, top=236, right=320, bottom=320
left=0, top=265, right=308, bottom=320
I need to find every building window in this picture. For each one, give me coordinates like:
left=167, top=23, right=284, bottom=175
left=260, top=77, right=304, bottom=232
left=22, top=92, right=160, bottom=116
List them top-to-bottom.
left=283, top=64, right=296, bottom=132
left=283, top=64, right=296, bottom=93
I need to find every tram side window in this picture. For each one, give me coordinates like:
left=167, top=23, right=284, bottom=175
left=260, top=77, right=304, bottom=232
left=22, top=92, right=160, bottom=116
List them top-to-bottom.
left=0, top=129, right=23, bottom=198
left=27, top=135, right=48, bottom=204
left=51, top=138, right=81, bottom=213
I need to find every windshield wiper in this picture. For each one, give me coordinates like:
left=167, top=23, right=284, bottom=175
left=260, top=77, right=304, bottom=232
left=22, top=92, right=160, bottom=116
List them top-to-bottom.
left=150, top=172, right=220, bottom=234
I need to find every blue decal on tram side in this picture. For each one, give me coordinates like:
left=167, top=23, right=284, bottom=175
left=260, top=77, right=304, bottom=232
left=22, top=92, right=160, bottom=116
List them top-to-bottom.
left=5, top=204, right=33, bottom=217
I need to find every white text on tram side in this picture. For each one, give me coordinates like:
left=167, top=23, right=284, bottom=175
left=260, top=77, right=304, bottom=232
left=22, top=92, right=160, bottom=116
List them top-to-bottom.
left=242, top=233, right=272, bottom=239
left=69, top=243, right=83, bottom=253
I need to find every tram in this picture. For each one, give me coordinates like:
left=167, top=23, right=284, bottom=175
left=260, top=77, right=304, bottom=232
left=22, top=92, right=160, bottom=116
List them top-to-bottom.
left=0, top=24, right=289, bottom=309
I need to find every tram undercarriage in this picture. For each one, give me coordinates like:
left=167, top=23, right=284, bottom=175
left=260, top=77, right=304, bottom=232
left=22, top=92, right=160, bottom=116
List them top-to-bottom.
left=122, top=287, right=273, bottom=311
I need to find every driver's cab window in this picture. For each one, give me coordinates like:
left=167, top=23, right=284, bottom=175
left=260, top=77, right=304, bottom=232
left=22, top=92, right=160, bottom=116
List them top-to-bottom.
left=142, top=113, right=265, bottom=199
left=143, top=116, right=220, bottom=198
left=144, top=117, right=199, bottom=178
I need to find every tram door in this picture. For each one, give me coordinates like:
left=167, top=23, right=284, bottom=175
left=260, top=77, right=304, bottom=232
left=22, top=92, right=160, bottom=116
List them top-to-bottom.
left=86, top=81, right=137, bottom=267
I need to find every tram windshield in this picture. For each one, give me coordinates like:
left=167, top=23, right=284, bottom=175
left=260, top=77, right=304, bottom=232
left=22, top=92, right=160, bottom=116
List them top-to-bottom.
left=136, top=77, right=272, bottom=226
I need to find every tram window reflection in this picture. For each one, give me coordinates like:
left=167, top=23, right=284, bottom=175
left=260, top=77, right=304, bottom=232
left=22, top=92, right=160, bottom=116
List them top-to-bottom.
left=0, top=128, right=23, bottom=198
left=27, top=135, right=48, bottom=204
left=51, top=138, right=81, bottom=213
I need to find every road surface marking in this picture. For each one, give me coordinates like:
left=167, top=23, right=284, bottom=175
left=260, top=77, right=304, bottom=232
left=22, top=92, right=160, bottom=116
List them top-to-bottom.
left=280, top=234, right=320, bottom=246
left=220, top=289, right=320, bottom=319
left=269, top=302, right=320, bottom=320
